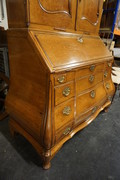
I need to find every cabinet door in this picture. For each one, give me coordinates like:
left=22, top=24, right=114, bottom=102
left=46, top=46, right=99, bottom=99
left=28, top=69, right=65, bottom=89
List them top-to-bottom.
left=29, top=0, right=77, bottom=30
left=76, top=0, right=103, bottom=34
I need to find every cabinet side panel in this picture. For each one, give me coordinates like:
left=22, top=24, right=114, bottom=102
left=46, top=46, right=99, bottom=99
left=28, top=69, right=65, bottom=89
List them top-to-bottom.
left=6, top=0, right=28, bottom=28
left=6, top=30, right=49, bottom=142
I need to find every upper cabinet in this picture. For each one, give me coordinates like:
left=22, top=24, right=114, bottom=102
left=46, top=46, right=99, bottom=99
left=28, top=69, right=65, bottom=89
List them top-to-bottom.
left=6, top=0, right=103, bottom=34
left=29, top=0, right=77, bottom=30
left=76, top=0, right=103, bottom=34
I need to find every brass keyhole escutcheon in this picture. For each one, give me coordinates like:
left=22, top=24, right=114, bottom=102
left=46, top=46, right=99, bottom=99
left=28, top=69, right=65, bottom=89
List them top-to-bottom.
left=90, top=65, right=95, bottom=71
left=104, top=71, right=108, bottom=78
left=89, top=75, right=95, bottom=83
left=58, top=76, right=65, bottom=84
left=106, top=83, right=110, bottom=90
left=63, top=87, right=71, bottom=97
left=90, top=90, right=96, bottom=98
left=63, top=106, right=71, bottom=116
left=63, top=127, right=71, bottom=135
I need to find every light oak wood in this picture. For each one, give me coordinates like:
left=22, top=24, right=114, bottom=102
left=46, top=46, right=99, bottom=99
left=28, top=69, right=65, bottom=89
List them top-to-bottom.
left=6, top=0, right=115, bottom=169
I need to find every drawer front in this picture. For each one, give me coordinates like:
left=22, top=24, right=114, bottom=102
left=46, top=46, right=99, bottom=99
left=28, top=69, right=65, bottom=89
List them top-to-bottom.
left=76, top=63, right=104, bottom=78
left=54, top=71, right=75, bottom=86
left=76, top=72, right=103, bottom=95
left=104, top=80, right=115, bottom=94
left=55, top=82, right=75, bottom=105
left=76, top=83, right=107, bottom=117
left=55, top=99, right=74, bottom=131
left=75, top=105, right=98, bottom=125
left=55, top=122, right=73, bottom=142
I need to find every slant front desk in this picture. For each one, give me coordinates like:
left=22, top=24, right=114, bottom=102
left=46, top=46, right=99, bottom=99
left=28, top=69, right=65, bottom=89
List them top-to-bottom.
left=6, top=0, right=115, bottom=169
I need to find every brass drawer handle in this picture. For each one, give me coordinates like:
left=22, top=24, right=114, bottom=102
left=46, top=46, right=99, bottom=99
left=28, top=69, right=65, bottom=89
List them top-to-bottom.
left=77, top=37, right=84, bottom=43
left=108, top=62, right=112, bottom=67
left=90, top=65, right=95, bottom=71
left=104, top=71, right=108, bottom=78
left=89, top=75, right=95, bottom=83
left=58, top=76, right=65, bottom=84
left=106, top=83, right=110, bottom=89
left=63, top=87, right=71, bottom=97
left=90, top=90, right=96, bottom=98
left=108, top=96, right=112, bottom=101
left=63, top=106, right=71, bottom=116
left=92, top=106, right=97, bottom=114
left=63, top=127, right=71, bottom=135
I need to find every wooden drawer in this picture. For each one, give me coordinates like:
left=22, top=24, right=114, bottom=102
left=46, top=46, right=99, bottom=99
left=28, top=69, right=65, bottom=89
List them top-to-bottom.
left=76, top=63, right=104, bottom=78
left=54, top=71, right=75, bottom=86
left=76, top=72, right=103, bottom=95
left=104, top=80, right=115, bottom=94
left=55, top=82, right=75, bottom=105
left=76, top=83, right=107, bottom=117
left=75, top=97, right=107, bottom=125
left=55, top=99, right=74, bottom=131
left=75, top=106, right=98, bottom=126
left=55, top=122, right=73, bottom=142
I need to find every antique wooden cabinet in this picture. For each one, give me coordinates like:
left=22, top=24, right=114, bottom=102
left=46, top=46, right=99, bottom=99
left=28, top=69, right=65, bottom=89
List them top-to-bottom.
left=6, top=0, right=115, bottom=169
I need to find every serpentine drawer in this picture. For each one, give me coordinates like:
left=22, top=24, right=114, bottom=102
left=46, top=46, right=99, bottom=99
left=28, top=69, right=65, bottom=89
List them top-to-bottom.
left=76, top=63, right=104, bottom=78
left=76, top=71, right=103, bottom=95
left=76, top=82, right=107, bottom=117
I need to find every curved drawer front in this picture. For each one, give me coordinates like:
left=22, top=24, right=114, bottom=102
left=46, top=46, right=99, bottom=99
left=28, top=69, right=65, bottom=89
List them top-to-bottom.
left=76, top=63, right=104, bottom=78
left=76, top=72, right=103, bottom=95
left=55, top=82, right=75, bottom=105
left=76, top=83, right=107, bottom=117
left=55, top=99, right=74, bottom=131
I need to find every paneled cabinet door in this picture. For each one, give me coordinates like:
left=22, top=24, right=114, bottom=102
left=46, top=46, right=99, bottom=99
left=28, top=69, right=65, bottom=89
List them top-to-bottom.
left=29, top=0, right=77, bottom=30
left=76, top=0, right=103, bottom=34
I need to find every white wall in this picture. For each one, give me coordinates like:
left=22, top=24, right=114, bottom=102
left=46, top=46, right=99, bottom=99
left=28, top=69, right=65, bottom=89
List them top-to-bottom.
left=0, top=0, right=8, bottom=30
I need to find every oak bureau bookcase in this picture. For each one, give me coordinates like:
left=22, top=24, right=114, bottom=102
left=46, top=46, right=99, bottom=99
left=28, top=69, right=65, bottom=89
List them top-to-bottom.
left=6, top=0, right=115, bottom=169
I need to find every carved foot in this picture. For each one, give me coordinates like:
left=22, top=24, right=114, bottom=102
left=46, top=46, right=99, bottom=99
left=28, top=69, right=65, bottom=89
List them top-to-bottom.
left=104, top=108, right=108, bottom=113
left=9, top=119, right=18, bottom=137
left=9, top=124, right=15, bottom=137
left=42, top=150, right=51, bottom=170
left=43, top=160, right=51, bottom=170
